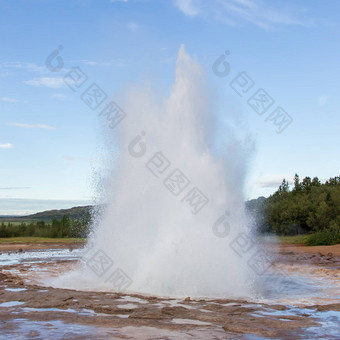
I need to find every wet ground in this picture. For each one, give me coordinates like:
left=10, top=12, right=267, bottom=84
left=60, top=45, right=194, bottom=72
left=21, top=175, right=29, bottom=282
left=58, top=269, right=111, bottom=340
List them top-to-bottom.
left=0, top=245, right=339, bottom=339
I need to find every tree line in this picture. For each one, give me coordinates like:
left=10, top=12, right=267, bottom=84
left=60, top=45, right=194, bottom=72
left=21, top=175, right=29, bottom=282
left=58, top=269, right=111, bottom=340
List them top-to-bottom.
left=247, top=174, right=340, bottom=243
left=1, top=176, right=339, bottom=245
left=0, top=212, right=92, bottom=238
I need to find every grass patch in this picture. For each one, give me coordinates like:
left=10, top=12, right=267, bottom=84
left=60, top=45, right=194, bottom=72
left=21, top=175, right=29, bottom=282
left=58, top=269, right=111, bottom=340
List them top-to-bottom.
left=276, top=231, right=340, bottom=246
left=277, top=234, right=311, bottom=244
left=0, top=237, right=85, bottom=244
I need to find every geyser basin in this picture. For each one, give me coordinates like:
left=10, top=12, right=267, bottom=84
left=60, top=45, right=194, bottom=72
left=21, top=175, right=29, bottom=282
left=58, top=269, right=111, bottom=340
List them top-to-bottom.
left=53, top=46, right=260, bottom=298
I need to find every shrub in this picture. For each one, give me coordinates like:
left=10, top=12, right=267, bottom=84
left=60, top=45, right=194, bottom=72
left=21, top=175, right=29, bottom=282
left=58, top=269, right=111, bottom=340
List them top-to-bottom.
left=306, top=224, right=340, bottom=246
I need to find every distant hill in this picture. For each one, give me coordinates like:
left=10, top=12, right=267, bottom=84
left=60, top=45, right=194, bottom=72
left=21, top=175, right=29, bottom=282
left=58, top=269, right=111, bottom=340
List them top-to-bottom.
left=0, top=197, right=267, bottom=224
left=0, top=206, right=92, bottom=223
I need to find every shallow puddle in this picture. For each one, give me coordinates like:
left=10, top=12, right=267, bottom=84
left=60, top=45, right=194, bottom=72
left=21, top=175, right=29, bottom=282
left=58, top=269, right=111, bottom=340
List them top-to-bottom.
left=0, top=301, right=25, bottom=307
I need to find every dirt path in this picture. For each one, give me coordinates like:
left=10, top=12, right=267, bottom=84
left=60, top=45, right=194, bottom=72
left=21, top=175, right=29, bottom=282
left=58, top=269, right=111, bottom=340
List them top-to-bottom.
left=279, top=243, right=340, bottom=256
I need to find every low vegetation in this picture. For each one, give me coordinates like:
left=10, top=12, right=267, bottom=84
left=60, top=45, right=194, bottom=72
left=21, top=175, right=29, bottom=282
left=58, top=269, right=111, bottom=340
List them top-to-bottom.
left=0, top=237, right=85, bottom=244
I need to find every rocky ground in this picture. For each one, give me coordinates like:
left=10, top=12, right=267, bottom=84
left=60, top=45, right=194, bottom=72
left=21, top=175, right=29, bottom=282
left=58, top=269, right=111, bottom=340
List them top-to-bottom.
left=0, top=242, right=84, bottom=252
left=0, top=243, right=339, bottom=339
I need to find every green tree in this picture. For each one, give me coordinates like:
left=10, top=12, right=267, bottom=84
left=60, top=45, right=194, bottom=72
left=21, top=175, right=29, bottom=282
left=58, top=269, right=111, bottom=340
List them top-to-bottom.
left=293, top=173, right=302, bottom=192
left=301, top=176, right=312, bottom=192
left=311, top=177, right=321, bottom=187
left=275, top=178, right=290, bottom=196
left=60, top=215, right=71, bottom=237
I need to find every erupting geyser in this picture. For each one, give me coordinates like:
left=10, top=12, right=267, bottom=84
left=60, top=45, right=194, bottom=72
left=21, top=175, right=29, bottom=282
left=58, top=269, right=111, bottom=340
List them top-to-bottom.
left=54, top=46, right=259, bottom=298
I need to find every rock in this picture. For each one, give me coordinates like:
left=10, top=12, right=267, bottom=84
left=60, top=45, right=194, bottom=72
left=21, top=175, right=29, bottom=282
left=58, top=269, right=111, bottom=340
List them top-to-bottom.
left=327, top=252, right=333, bottom=258
left=0, top=273, right=8, bottom=281
left=185, top=297, right=191, bottom=301
left=29, top=330, right=39, bottom=337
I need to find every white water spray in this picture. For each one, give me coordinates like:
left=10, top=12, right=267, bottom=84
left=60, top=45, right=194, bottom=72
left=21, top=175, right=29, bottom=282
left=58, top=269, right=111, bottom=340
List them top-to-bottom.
left=54, top=46, right=258, bottom=298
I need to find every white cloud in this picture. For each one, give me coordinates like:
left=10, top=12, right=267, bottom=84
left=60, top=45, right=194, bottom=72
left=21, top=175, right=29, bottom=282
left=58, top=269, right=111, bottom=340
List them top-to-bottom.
left=174, top=0, right=304, bottom=29
left=174, top=0, right=200, bottom=16
left=127, top=22, right=139, bottom=32
left=161, top=57, right=175, bottom=64
left=66, top=58, right=127, bottom=68
left=68, top=59, right=101, bottom=66
left=111, top=59, right=128, bottom=67
left=82, top=60, right=99, bottom=66
left=0, top=61, right=44, bottom=72
left=24, top=77, right=64, bottom=88
left=52, top=93, right=67, bottom=100
left=318, top=94, right=329, bottom=106
left=1, top=97, right=18, bottom=103
left=7, top=123, right=56, bottom=130
left=0, top=143, right=13, bottom=149
left=63, top=155, right=103, bottom=163
left=63, top=156, right=78, bottom=161
left=257, top=174, right=292, bottom=188
left=0, top=187, right=31, bottom=190
left=0, top=198, right=92, bottom=216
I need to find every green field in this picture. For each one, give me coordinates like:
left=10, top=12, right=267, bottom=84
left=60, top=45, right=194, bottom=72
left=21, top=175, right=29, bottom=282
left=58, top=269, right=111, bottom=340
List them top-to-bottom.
left=0, top=221, right=34, bottom=226
left=0, top=234, right=338, bottom=246
left=0, top=235, right=324, bottom=246
left=276, top=235, right=311, bottom=244
left=0, top=237, right=85, bottom=244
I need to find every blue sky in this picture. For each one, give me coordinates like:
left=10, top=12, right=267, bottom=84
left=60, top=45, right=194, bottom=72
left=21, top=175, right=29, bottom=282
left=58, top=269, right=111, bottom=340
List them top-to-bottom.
left=1, top=0, right=339, bottom=214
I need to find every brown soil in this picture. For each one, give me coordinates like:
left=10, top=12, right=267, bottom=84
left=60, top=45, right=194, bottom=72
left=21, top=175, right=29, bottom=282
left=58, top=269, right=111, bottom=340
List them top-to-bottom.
left=1, top=240, right=339, bottom=256
left=0, top=242, right=84, bottom=252
left=279, top=243, right=340, bottom=257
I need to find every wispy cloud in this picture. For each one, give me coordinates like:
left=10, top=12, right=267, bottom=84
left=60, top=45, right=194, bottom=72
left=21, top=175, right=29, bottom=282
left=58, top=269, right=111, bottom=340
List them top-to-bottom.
left=174, top=0, right=304, bottom=29
left=174, top=0, right=200, bottom=16
left=127, top=22, right=139, bottom=32
left=161, top=56, right=175, bottom=64
left=66, top=59, right=106, bottom=66
left=67, top=59, right=126, bottom=67
left=0, top=61, right=44, bottom=72
left=24, top=77, right=64, bottom=88
left=52, top=93, right=67, bottom=100
left=318, top=94, right=329, bottom=107
left=1, top=97, right=18, bottom=103
left=7, top=123, right=56, bottom=130
left=0, top=143, right=14, bottom=149
left=63, top=155, right=103, bottom=163
left=257, top=174, right=292, bottom=188
left=0, top=187, right=31, bottom=190
left=0, top=198, right=91, bottom=216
